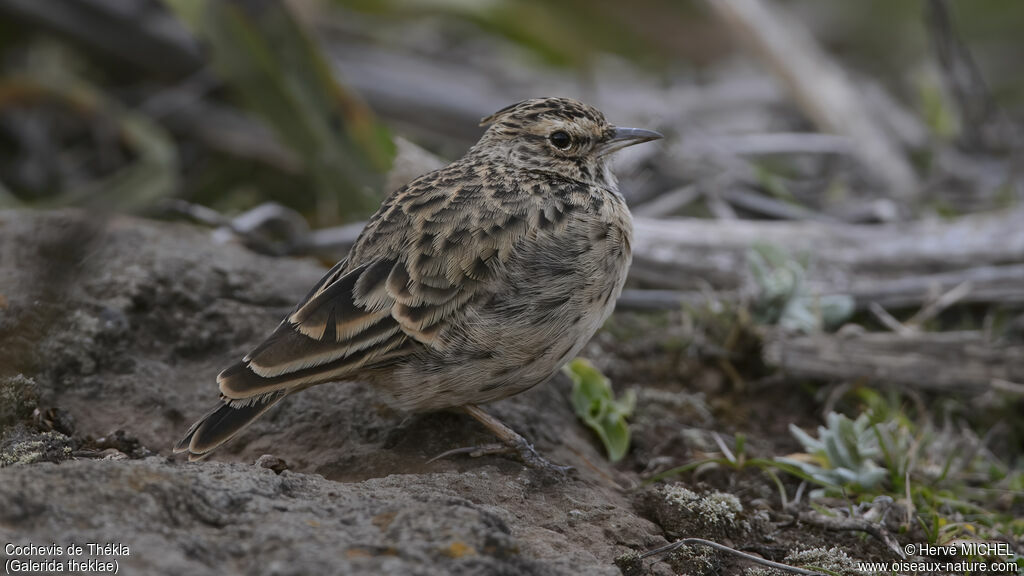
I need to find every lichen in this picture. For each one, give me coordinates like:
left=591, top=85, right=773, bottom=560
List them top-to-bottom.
left=0, top=374, right=38, bottom=429
left=0, top=430, right=73, bottom=467
left=663, top=485, right=743, bottom=528
left=666, top=543, right=721, bottom=576
left=741, top=546, right=869, bottom=576
left=783, top=546, right=863, bottom=576
left=613, top=551, right=644, bottom=576
left=743, top=567, right=787, bottom=576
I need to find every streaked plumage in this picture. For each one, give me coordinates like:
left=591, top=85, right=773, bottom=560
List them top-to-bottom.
left=175, top=97, right=661, bottom=464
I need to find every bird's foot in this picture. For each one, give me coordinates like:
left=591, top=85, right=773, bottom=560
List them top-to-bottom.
left=429, top=404, right=575, bottom=477
left=505, top=436, right=575, bottom=476
left=428, top=439, right=574, bottom=476
left=426, top=443, right=512, bottom=463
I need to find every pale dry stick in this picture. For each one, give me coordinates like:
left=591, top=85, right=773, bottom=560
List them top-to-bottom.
left=706, top=0, right=918, bottom=199
left=860, top=80, right=930, bottom=150
left=673, top=126, right=832, bottom=222
left=707, top=132, right=852, bottom=156
left=631, top=184, right=700, bottom=218
left=720, top=186, right=837, bottom=222
left=705, top=187, right=739, bottom=220
left=161, top=198, right=230, bottom=227
left=829, top=198, right=901, bottom=224
left=163, top=199, right=310, bottom=256
left=237, top=204, right=1024, bottom=307
left=629, top=208, right=1024, bottom=300
left=289, top=222, right=365, bottom=256
left=848, top=265, right=1024, bottom=310
left=904, top=281, right=973, bottom=329
left=870, top=282, right=973, bottom=335
left=868, top=301, right=914, bottom=336
left=763, top=330, right=1024, bottom=394
left=990, top=379, right=1024, bottom=396
left=712, top=431, right=736, bottom=462
left=791, top=481, right=807, bottom=507
left=639, top=537, right=828, bottom=576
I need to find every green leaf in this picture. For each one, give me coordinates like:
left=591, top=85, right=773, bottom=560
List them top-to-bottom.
left=563, top=358, right=634, bottom=462
left=785, top=412, right=890, bottom=491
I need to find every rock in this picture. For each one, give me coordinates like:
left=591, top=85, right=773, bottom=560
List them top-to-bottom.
left=0, top=209, right=668, bottom=575
left=255, top=454, right=289, bottom=474
left=0, top=455, right=664, bottom=575
left=0, top=458, right=539, bottom=575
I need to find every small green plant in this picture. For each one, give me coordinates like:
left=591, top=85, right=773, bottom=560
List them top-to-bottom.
left=747, top=244, right=854, bottom=333
left=563, top=358, right=635, bottom=462
left=651, top=388, right=1024, bottom=542
left=780, top=400, right=1024, bottom=546
left=778, top=412, right=890, bottom=495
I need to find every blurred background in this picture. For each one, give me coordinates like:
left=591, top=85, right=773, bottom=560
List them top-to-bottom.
left=0, top=0, right=1020, bottom=227
left=1, top=0, right=1022, bottom=567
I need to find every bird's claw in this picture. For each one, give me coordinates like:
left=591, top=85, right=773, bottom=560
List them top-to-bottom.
left=510, top=438, right=575, bottom=476
left=429, top=439, right=574, bottom=476
left=426, top=443, right=512, bottom=463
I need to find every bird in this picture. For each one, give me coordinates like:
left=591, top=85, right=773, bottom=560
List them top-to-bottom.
left=174, top=97, right=662, bottom=471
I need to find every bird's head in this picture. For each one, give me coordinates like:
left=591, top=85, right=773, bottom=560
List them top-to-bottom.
left=472, top=97, right=662, bottom=188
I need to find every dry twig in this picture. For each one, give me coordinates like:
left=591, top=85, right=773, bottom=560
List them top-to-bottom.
left=706, top=0, right=918, bottom=199
left=763, top=329, right=1024, bottom=395
left=639, top=537, right=828, bottom=575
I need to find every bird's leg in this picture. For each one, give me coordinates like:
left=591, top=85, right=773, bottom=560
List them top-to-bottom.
left=429, top=404, right=573, bottom=475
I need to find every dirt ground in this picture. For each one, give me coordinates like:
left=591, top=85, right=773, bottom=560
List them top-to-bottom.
left=0, top=209, right=911, bottom=575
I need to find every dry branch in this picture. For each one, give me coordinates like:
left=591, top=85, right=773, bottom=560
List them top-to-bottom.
left=705, top=0, right=919, bottom=200
left=213, top=199, right=1024, bottom=316
left=629, top=208, right=1024, bottom=309
left=763, top=329, right=1024, bottom=394
left=638, top=537, right=829, bottom=575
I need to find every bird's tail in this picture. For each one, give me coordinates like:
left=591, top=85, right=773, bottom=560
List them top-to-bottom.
left=173, top=392, right=286, bottom=462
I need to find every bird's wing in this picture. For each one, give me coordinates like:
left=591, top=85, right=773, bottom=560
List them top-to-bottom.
left=217, top=172, right=528, bottom=400
left=217, top=256, right=412, bottom=399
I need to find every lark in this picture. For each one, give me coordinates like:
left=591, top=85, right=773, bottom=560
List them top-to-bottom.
left=175, top=97, right=662, bottom=471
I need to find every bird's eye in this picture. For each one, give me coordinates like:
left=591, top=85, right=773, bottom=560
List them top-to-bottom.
left=549, top=131, right=572, bottom=149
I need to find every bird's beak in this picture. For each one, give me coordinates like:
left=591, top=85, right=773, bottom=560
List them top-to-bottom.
left=599, top=126, right=664, bottom=156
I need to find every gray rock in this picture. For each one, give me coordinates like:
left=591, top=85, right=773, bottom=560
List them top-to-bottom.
left=0, top=210, right=668, bottom=575
left=0, top=458, right=548, bottom=575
